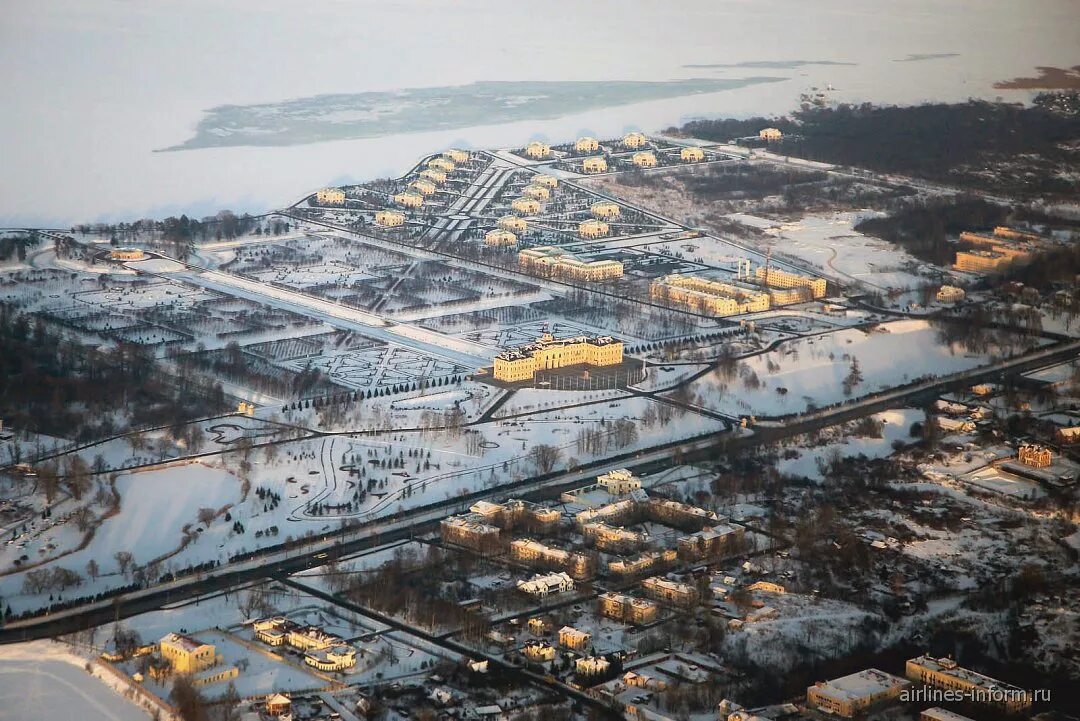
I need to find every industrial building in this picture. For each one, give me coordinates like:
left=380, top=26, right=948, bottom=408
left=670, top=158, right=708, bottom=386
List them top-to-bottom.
left=519, top=246, right=623, bottom=281
left=493, top=332, right=623, bottom=383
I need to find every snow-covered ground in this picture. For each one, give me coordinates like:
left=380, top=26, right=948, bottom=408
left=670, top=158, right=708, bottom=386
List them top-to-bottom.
left=688, top=319, right=1022, bottom=417
left=776, top=408, right=922, bottom=480
left=0, top=641, right=154, bottom=721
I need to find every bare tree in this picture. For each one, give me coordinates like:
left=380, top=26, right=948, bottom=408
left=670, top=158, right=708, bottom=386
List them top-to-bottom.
left=530, top=444, right=562, bottom=475
left=114, top=551, right=134, bottom=577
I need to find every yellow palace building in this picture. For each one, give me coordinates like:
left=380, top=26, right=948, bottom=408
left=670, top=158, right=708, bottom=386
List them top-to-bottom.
left=493, top=333, right=623, bottom=383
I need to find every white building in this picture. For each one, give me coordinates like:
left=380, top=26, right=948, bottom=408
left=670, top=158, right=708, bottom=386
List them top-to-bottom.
left=516, top=572, right=575, bottom=598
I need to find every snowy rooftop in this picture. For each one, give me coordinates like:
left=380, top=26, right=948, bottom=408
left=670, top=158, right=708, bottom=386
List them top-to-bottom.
left=810, top=668, right=909, bottom=702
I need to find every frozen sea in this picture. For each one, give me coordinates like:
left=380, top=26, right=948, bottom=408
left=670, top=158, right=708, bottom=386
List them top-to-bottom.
left=1, top=0, right=1077, bottom=226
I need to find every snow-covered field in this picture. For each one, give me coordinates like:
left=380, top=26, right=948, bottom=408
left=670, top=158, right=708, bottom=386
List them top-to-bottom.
left=689, top=319, right=1017, bottom=417
left=0, top=641, right=153, bottom=721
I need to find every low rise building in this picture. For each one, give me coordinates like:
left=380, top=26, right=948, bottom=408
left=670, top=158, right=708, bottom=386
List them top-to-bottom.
left=759, top=127, right=783, bottom=141
left=622, top=132, right=648, bottom=149
left=575, top=136, right=600, bottom=153
left=525, top=141, right=551, bottom=159
left=680, top=146, right=705, bottom=162
left=443, top=148, right=470, bottom=164
left=632, top=151, right=657, bottom=168
left=582, top=156, right=608, bottom=174
left=427, top=157, right=455, bottom=173
left=420, top=168, right=447, bottom=184
left=534, top=173, right=559, bottom=188
left=409, top=179, right=437, bottom=196
left=523, top=183, right=551, bottom=200
left=316, top=187, right=346, bottom=205
left=394, top=191, right=424, bottom=209
left=511, top=197, right=541, bottom=215
left=590, top=201, right=621, bottom=219
left=374, top=210, right=406, bottom=227
left=498, top=215, right=528, bottom=233
left=578, top=219, right=610, bottom=239
left=485, top=229, right=518, bottom=247
left=519, top=246, right=623, bottom=281
left=109, top=247, right=146, bottom=261
left=955, top=249, right=1014, bottom=273
left=755, top=266, right=827, bottom=300
left=651, top=274, right=771, bottom=316
left=936, top=285, right=966, bottom=303
left=493, top=332, right=623, bottom=383
left=1018, top=443, right=1052, bottom=468
left=597, top=469, right=641, bottom=495
left=645, top=497, right=718, bottom=530
left=469, top=498, right=561, bottom=532
left=576, top=498, right=639, bottom=528
left=440, top=514, right=502, bottom=553
left=582, top=521, right=646, bottom=553
left=677, top=521, right=745, bottom=562
left=510, top=538, right=594, bottom=579
left=608, top=549, right=677, bottom=577
left=517, top=572, right=575, bottom=598
left=642, top=576, right=698, bottom=608
left=747, top=581, right=785, bottom=594
left=598, top=592, right=659, bottom=624
left=253, top=617, right=296, bottom=646
left=527, top=617, right=552, bottom=636
left=287, top=625, right=344, bottom=652
left=558, top=626, right=591, bottom=651
left=159, top=633, right=217, bottom=674
left=523, top=640, right=556, bottom=662
left=305, top=645, right=357, bottom=672
left=905, top=655, right=1032, bottom=713
left=575, top=656, right=611, bottom=677
left=806, top=668, right=910, bottom=717
left=265, top=694, right=292, bottom=717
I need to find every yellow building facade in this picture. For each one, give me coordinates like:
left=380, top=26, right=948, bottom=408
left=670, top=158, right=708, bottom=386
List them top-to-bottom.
left=759, top=127, right=783, bottom=141
left=622, top=132, right=648, bottom=149
left=575, top=136, right=600, bottom=153
left=525, top=141, right=551, bottom=159
left=680, top=147, right=705, bottom=162
left=443, top=148, right=470, bottom=164
left=632, top=151, right=657, bottom=168
left=427, top=157, right=455, bottom=173
left=582, top=157, right=608, bottom=174
left=420, top=169, right=447, bottom=184
left=534, top=174, right=559, bottom=188
left=409, top=179, right=437, bottom=196
left=523, top=184, right=550, bottom=200
left=316, top=187, right=346, bottom=205
left=394, top=191, right=424, bottom=209
left=511, top=197, right=541, bottom=215
left=590, top=201, right=620, bottom=219
left=375, top=210, right=406, bottom=227
left=498, top=215, right=528, bottom=233
left=578, top=219, right=610, bottom=239
left=485, top=229, right=518, bottom=247
left=519, top=246, right=622, bottom=281
left=109, top=247, right=146, bottom=261
left=755, top=266, right=827, bottom=300
left=651, top=274, right=771, bottom=316
left=493, top=333, right=623, bottom=383
left=159, top=633, right=217, bottom=674
left=905, top=655, right=1031, bottom=714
